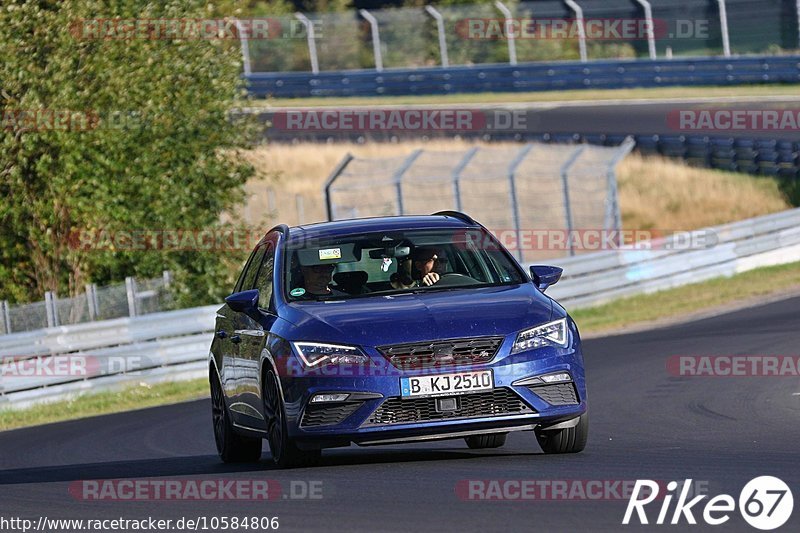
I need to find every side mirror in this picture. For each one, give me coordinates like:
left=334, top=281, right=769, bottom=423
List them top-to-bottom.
left=529, top=265, right=563, bottom=292
left=225, top=289, right=259, bottom=314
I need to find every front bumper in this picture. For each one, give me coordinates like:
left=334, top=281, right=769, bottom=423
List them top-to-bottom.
left=279, top=334, right=587, bottom=450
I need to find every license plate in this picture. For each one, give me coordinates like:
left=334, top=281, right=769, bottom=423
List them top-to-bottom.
left=400, top=370, right=493, bottom=398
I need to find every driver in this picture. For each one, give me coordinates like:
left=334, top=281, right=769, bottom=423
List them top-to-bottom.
left=410, top=247, right=442, bottom=287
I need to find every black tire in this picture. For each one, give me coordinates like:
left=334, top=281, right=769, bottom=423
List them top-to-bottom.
left=263, top=368, right=321, bottom=469
left=210, top=370, right=262, bottom=463
left=535, top=413, right=588, bottom=454
left=465, top=433, right=507, bottom=449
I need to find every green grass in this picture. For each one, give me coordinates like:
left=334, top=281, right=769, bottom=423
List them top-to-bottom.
left=249, top=84, right=800, bottom=108
left=3, top=259, right=800, bottom=431
left=0, top=379, right=208, bottom=432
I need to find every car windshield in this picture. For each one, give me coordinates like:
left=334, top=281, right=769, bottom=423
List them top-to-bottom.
left=284, top=228, right=526, bottom=301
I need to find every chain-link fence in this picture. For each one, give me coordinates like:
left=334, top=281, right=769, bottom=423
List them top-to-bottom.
left=244, top=0, right=800, bottom=73
left=324, top=140, right=634, bottom=263
left=0, top=272, right=175, bottom=336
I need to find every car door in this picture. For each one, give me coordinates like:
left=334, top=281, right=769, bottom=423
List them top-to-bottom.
left=230, top=237, right=278, bottom=429
left=224, top=243, right=267, bottom=422
left=213, top=244, right=264, bottom=401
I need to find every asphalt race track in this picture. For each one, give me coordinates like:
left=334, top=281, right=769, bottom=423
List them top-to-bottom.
left=2, top=296, right=799, bottom=532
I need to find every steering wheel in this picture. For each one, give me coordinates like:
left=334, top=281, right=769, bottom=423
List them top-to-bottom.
left=433, top=272, right=481, bottom=287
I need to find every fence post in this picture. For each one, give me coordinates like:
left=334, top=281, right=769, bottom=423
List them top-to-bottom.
left=564, top=0, right=587, bottom=63
left=635, top=0, right=657, bottom=59
left=717, top=0, right=731, bottom=57
left=494, top=1, right=517, bottom=66
left=424, top=5, right=449, bottom=68
left=359, top=9, right=384, bottom=72
left=295, top=12, right=320, bottom=74
left=234, top=19, right=253, bottom=76
left=605, top=137, right=636, bottom=238
left=507, top=144, right=535, bottom=262
left=560, top=145, right=587, bottom=257
left=452, top=147, right=479, bottom=212
left=392, top=149, right=424, bottom=215
left=323, top=153, right=355, bottom=221
left=296, top=194, right=306, bottom=224
left=163, top=271, right=172, bottom=289
left=125, top=277, right=138, bottom=317
left=85, top=284, right=97, bottom=321
left=44, top=291, right=59, bottom=328
left=1, top=300, right=10, bottom=335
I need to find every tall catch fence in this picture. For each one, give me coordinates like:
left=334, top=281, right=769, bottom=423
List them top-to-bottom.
left=324, top=140, right=635, bottom=263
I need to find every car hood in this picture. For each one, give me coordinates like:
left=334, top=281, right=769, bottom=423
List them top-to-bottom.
left=279, top=284, right=553, bottom=347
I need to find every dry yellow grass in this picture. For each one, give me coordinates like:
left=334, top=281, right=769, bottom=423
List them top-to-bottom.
left=238, top=141, right=791, bottom=230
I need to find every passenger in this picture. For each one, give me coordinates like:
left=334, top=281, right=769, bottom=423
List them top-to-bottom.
left=299, top=264, right=347, bottom=297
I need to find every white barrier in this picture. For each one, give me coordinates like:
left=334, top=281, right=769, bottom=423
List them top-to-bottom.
left=2, top=208, right=800, bottom=409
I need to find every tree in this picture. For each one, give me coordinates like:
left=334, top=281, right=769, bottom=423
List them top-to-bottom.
left=0, top=0, right=257, bottom=306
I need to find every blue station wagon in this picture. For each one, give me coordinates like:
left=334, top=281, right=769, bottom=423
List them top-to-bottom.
left=209, top=211, right=588, bottom=468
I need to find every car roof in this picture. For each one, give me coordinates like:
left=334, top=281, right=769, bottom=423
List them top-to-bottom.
left=285, top=214, right=480, bottom=241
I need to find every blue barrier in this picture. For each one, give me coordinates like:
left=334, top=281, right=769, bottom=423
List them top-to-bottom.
left=245, top=55, right=800, bottom=99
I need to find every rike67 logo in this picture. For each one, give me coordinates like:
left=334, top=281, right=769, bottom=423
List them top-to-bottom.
left=623, top=477, right=793, bottom=530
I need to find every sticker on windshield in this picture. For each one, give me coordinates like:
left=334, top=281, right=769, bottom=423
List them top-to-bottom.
left=318, top=248, right=341, bottom=260
left=290, top=288, right=306, bottom=297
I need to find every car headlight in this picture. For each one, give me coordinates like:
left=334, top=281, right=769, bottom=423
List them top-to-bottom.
left=510, top=318, right=569, bottom=354
left=292, top=342, right=368, bottom=367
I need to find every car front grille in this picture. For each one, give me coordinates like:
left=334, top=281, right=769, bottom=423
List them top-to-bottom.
left=377, top=336, right=504, bottom=370
left=528, top=383, right=580, bottom=406
left=364, top=388, right=534, bottom=426
left=301, top=402, right=362, bottom=427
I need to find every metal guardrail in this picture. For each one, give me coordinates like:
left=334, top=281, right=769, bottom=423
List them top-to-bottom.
left=245, top=55, right=800, bottom=98
left=3, top=207, right=800, bottom=409
left=542, top=207, right=800, bottom=308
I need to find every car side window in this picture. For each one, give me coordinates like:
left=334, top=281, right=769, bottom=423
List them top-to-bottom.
left=255, top=242, right=275, bottom=310
left=240, top=245, right=267, bottom=292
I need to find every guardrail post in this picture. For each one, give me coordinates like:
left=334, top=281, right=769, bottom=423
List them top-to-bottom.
left=564, top=0, right=588, bottom=63
left=635, top=0, right=657, bottom=59
left=717, top=0, right=731, bottom=57
left=494, top=1, right=517, bottom=66
left=425, top=5, right=449, bottom=68
left=359, top=9, right=384, bottom=72
left=295, top=12, right=320, bottom=74
left=234, top=19, right=253, bottom=76
left=507, top=144, right=535, bottom=261
left=560, top=146, right=587, bottom=257
left=452, top=147, right=479, bottom=212
left=392, top=149, right=424, bottom=215
left=323, top=153, right=355, bottom=221
left=125, top=277, right=138, bottom=317
left=85, top=284, right=98, bottom=321
left=44, top=291, right=59, bottom=328
left=1, top=300, right=10, bottom=335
